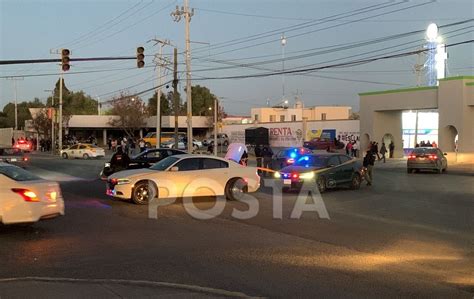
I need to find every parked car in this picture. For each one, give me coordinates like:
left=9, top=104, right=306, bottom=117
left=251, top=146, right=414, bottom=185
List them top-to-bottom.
left=203, top=133, right=229, bottom=146
left=303, top=138, right=345, bottom=151
left=161, top=139, right=200, bottom=151
left=60, top=143, right=105, bottom=159
left=0, top=147, right=29, bottom=168
left=271, top=147, right=313, bottom=170
left=407, top=147, right=448, bottom=173
left=100, top=148, right=186, bottom=177
left=274, top=153, right=364, bottom=193
left=107, top=154, right=260, bottom=204
left=0, top=162, right=64, bottom=225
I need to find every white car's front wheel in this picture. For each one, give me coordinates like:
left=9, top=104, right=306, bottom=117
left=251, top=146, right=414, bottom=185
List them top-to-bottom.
left=132, top=181, right=157, bottom=205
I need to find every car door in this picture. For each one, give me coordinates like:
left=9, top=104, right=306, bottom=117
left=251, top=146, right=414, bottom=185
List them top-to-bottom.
left=69, top=144, right=79, bottom=158
left=79, top=144, right=88, bottom=157
left=338, top=155, right=354, bottom=182
left=325, top=156, right=342, bottom=187
left=169, top=157, right=202, bottom=198
left=200, top=158, right=230, bottom=196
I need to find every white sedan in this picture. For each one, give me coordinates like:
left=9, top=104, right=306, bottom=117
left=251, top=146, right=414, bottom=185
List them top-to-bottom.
left=161, top=140, right=199, bottom=151
left=60, top=143, right=105, bottom=159
left=106, top=154, right=260, bottom=204
left=0, top=162, right=64, bottom=225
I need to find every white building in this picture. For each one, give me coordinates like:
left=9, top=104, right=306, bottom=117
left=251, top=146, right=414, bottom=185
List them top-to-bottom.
left=251, top=101, right=351, bottom=123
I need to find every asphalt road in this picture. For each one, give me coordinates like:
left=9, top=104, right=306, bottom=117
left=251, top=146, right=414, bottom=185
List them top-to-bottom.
left=1, top=153, right=473, bottom=298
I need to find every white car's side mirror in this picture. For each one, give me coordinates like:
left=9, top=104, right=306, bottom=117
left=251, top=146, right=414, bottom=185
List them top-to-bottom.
left=170, top=166, right=179, bottom=172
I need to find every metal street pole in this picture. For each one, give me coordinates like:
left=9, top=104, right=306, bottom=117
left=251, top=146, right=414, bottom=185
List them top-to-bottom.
left=184, top=0, right=193, bottom=153
left=281, top=33, right=286, bottom=101
left=157, top=44, right=163, bottom=149
left=173, top=48, right=179, bottom=149
left=58, top=70, right=63, bottom=154
left=5, top=77, right=24, bottom=130
left=44, top=89, right=55, bottom=153
left=214, top=98, right=218, bottom=156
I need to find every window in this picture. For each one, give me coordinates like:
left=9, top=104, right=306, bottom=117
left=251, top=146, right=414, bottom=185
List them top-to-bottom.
left=321, top=113, right=327, bottom=120
left=254, top=114, right=259, bottom=121
left=270, top=115, right=276, bottom=122
left=280, top=115, right=285, bottom=122
left=291, top=115, right=296, bottom=121
left=69, top=145, right=79, bottom=150
left=79, top=145, right=87, bottom=149
left=146, top=151, right=162, bottom=159
left=339, top=155, right=351, bottom=164
left=150, top=156, right=179, bottom=171
left=327, top=156, right=341, bottom=167
left=174, top=158, right=201, bottom=171
left=202, top=158, right=228, bottom=169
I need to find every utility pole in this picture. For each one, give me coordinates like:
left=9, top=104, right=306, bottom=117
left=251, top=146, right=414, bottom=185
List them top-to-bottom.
left=172, top=0, right=194, bottom=152
left=281, top=33, right=287, bottom=101
left=151, top=38, right=172, bottom=148
left=414, top=46, right=425, bottom=87
left=173, top=47, right=179, bottom=149
left=58, top=70, right=64, bottom=153
left=5, top=77, right=24, bottom=130
left=44, top=89, right=55, bottom=153
left=213, top=98, right=218, bottom=156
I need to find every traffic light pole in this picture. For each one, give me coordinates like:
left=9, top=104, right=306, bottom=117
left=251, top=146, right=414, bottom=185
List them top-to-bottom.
left=173, top=48, right=179, bottom=149
left=58, top=70, right=63, bottom=153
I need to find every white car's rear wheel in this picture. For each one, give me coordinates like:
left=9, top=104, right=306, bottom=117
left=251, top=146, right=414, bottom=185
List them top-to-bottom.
left=83, top=153, right=90, bottom=159
left=225, top=178, right=248, bottom=201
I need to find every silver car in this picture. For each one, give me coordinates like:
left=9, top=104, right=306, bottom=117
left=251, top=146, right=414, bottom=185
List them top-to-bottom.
left=407, top=147, right=448, bottom=174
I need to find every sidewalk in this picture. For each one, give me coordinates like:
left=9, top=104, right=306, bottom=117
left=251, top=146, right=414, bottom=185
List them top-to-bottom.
left=373, top=157, right=474, bottom=174
left=0, top=277, right=252, bottom=298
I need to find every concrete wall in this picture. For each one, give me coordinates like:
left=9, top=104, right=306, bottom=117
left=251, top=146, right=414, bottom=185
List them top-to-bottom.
left=303, top=106, right=351, bottom=120
left=68, top=115, right=210, bottom=129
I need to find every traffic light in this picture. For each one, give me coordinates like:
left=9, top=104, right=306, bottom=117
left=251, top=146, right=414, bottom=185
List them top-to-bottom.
left=136, top=46, right=145, bottom=68
left=61, top=49, right=70, bottom=71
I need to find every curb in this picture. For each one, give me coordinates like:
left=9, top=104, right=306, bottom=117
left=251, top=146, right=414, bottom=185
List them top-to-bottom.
left=0, top=277, right=261, bottom=298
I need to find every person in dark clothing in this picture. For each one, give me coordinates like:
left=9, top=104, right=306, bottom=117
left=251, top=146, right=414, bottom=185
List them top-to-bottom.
left=107, top=138, right=112, bottom=150
left=389, top=141, right=395, bottom=158
left=374, top=142, right=381, bottom=160
left=380, top=142, right=387, bottom=163
left=254, top=145, right=263, bottom=169
left=261, top=145, right=273, bottom=176
left=110, top=146, right=130, bottom=173
left=363, top=150, right=375, bottom=186
left=240, top=151, right=248, bottom=166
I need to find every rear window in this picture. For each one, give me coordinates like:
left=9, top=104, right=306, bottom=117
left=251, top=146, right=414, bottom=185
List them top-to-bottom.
left=413, top=148, right=437, bottom=154
left=0, top=165, right=41, bottom=181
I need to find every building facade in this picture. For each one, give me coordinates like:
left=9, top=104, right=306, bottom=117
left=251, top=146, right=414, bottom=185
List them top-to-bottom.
left=251, top=105, right=351, bottom=123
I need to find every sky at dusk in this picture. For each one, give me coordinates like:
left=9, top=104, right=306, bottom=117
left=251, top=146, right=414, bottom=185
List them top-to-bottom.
left=1, top=0, right=473, bottom=115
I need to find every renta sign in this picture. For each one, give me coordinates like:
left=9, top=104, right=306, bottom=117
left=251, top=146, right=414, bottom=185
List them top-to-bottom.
left=270, top=127, right=293, bottom=136
left=270, top=127, right=304, bottom=147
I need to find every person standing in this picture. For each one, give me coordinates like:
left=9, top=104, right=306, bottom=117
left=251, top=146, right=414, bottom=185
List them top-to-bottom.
left=107, top=138, right=112, bottom=150
left=139, top=139, right=146, bottom=152
left=345, top=141, right=352, bottom=156
left=352, top=141, right=358, bottom=157
left=389, top=141, right=395, bottom=158
left=374, top=142, right=381, bottom=160
left=380, top=142, right=387, bottom=163
left=254, top=145, right=263, bottom=169
left=261, top=145, right=273, bottom=176
left=363, top=150, right=375, bottom=186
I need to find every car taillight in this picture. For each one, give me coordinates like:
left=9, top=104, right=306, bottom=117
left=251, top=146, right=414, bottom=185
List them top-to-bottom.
left=429, top=154, right=438, bottom=160
left=408, top=155, right=416, bottom=159
left=23, top=157, right=28, bottom=162
left=287, top=158, right=295, bottom=164
left=292, top=173, right=299, bottom=179
left=109, top=178, right=118, bottom=185
left=11, top=188, right=40, bottom=202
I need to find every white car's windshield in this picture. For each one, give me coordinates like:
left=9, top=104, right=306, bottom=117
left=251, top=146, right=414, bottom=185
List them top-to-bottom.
left=150, top=156, right=179, bottom=171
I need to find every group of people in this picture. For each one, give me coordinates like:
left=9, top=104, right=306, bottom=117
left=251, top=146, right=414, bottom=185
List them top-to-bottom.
left=107, top=137, right=148, bottom=156
left=362, top=140, right=395, bottom=186
left=415, top=140, right=437, bottom=148
left=344, top=141, right=359, bottom=157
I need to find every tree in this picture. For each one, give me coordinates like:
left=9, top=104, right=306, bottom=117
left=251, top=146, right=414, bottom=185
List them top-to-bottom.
left=47, top=79, right=99, bottom=128
left=183, top=85, right=218, bottom=116
left=108, top=92, right=147, bottom=137
left=147, top=92, right=170, bottom=116
left=1, top=99, right=45, bottom=129
left=31, top=108, right=51, bottom=137
left=349, top=112, right=360, bottom=120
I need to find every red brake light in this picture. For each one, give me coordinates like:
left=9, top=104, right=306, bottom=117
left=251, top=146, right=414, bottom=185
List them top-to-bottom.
left=429, top=154, right=438, bottom=160
left=408, top=155, right=416, bottom=159
left=23, top=157, right=28, bottom=162
left=287, top=158, right=295, bottom=164
left=292, top=173, right=299, bottom=179
left=109, top=178, right=118, bottom=185
left=11, top=188, right=39, bottom=202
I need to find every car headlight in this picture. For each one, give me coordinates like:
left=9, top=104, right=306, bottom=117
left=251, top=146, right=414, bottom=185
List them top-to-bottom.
left=274, top=172, right=281, bottom=178
left=300, top=172, right=315, bottom=179
left=116, top=178, right=131, bottom=185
